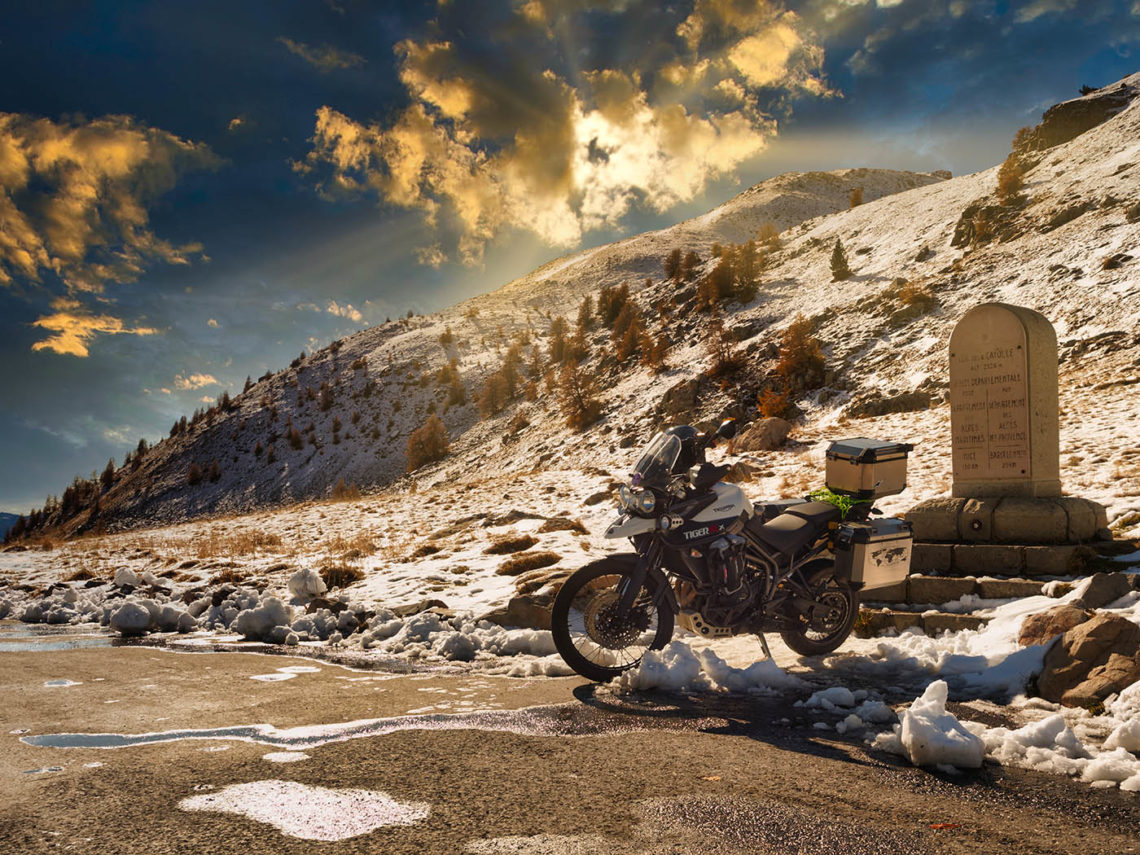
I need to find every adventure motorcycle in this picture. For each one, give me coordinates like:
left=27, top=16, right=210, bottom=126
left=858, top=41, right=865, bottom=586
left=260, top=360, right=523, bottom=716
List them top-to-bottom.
left=551, top=422, right=913, bottom=682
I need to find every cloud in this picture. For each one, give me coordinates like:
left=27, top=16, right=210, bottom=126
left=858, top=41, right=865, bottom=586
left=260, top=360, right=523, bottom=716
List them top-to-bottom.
left=1014, top=0, right=1079, bottom=23
left=299, top=1, right=832, bottom=265
left=278, top=37, right=365, bottom=72
left=0, top=113, right=217, bottom=296
left=228, top=117, right=246, bottom=131
left=415, top=244, right=447, bottom=268
left=30, top=298, right=159, bottom=357
left=325, top=300, right=363, bottom=322
left=207, top=318, right=219, bottom=328
left=174, top=372, right=219, bottom=390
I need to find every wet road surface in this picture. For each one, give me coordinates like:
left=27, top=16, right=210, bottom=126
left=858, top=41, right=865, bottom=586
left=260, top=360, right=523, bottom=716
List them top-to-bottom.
left=2, top=639, right=1139, bottom=854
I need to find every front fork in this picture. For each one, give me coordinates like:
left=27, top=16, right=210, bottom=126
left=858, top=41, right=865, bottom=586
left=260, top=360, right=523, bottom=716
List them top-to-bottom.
left=617, top=539, right=661, bottom=617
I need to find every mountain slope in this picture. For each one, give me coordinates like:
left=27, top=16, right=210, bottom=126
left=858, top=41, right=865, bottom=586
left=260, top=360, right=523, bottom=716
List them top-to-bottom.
left=15, top=72, right=1140, bottom=538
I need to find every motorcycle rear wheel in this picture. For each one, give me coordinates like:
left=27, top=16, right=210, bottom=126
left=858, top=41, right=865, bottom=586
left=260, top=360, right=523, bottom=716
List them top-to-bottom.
left=551, top=557, right=674, bottom=682
left=779, top=565, right=857, bottom=657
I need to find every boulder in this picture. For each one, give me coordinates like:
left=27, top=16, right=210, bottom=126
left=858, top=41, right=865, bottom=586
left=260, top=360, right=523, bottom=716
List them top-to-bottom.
left=658, top=378, right=700, bottom=418
left=845, top=391, right=931, bottom=419
left=734, top=418, right=791, bottom=452
left=112, top=568, right=141, bottom=588
left=1071, top=572, right=1132, bottom=610
left=481, top=595, right=552, bottom=631
left=391, top=598, right=449, bottom=618
left=109, top=602, right=151, bottom=637
left=1018, top=604, right=1094, bottom=647
left=1036, top=613, right=1140, bottom=704
left=1062, top=653, right=1140, bottom=708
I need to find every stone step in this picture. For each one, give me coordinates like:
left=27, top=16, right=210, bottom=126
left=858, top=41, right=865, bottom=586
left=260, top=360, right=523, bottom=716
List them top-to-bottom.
left=911, top=542, right=1098, bottom=576
left=864, top=573, right=1046, bottom=606
left=855, top=607, right=990, bottom=638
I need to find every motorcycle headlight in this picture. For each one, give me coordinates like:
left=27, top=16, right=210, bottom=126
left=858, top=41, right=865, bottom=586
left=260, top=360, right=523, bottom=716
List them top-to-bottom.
left=617, top=484, right=633, bottom=511
left=635, top=490, right=657, bottom=515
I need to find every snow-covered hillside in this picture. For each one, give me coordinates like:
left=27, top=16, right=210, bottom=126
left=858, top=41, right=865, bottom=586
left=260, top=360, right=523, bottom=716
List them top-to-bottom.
left=10, top=74, right=1140, bottom=547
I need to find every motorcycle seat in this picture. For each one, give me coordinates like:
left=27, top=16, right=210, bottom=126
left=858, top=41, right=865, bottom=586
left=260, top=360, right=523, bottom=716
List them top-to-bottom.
left=750, top=501, right=841, bottom=556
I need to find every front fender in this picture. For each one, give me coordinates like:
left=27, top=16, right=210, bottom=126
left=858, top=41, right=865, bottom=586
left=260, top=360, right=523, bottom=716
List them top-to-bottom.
left=604, top=513, right=656, bottom=539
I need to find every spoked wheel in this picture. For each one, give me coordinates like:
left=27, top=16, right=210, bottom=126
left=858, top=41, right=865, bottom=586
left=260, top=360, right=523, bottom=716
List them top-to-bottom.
left=551, top=557, right=674, bottom=682
left=779, top=564, right=857, bottom=657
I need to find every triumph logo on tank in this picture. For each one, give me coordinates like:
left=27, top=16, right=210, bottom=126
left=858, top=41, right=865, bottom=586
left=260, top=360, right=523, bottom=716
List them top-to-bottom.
left=683, top=524, right=722, bottom=541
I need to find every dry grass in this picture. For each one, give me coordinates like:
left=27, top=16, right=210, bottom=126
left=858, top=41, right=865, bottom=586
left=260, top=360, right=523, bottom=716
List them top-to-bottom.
left=191, top=528, right=284, bottom=559
left=321, top=532, right=377, bottom=560
left=484, top=534, right=538, bottom=555
left=496, top=551, right=560, bottom=576
left=321, top=565, right=365, bottom=589
left=207, top=567, right=249, bottom=586
left=64, top=568, right=97, bottom=582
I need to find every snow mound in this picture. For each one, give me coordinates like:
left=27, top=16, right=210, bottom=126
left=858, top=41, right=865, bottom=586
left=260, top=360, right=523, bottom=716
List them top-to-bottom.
left=287, top=568, right=327, bottom=602
left=617, top=641, right=804, bottom=694
left=873, top=680, right=985, bottom=769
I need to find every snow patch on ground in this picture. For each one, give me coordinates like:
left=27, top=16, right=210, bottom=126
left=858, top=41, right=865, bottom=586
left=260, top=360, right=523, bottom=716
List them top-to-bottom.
left=179, top=780, right=430, bottom=841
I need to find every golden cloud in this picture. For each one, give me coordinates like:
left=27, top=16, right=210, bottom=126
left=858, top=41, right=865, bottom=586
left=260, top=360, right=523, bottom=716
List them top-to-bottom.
left=300, top=1, right=831, bottom=265
left=278, top=37, right=366, bottom=72
left=0, top=113, right=216, bottom=296
left=30, top=298, right=159, bottom=358
left=326, top=300, right=363, bottom=322
left=174, top=372, right=219, bottom=390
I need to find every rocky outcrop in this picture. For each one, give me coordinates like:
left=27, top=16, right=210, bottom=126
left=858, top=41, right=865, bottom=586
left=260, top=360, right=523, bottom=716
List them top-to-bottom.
left=1018, top=81, right=1140, bottom=153
left=734, top=417, right=791, bottom=452
left=1070, top=572, right=1132, bottom=610
left=1018, top=604, right=1093, bottom=647
left=1036, top=613, right=1140, bottom=706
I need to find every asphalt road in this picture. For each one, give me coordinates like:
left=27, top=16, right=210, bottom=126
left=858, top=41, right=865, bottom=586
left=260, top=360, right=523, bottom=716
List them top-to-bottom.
left=2, top=642, right=1139, bottom=855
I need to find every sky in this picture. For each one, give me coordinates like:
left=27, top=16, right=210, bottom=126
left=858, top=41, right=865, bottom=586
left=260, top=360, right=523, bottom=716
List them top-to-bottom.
left=1, top=0, right=1138, bottom=514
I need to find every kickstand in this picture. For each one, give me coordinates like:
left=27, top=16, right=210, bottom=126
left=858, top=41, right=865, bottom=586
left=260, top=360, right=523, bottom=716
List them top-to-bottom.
left=756, top=632, right=774, bottom=661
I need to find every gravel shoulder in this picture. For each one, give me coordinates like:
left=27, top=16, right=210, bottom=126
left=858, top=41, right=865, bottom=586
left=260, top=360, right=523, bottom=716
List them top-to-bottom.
left=2, top=646, right=1139, bottom=855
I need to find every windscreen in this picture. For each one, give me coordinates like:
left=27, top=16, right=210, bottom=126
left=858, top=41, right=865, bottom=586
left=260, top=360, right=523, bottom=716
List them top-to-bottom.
left=632, top=432, right=681, bottom=486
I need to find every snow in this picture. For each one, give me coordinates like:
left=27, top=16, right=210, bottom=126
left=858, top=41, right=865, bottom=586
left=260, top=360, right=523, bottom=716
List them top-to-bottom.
left=287, top=568, right=327, bottom=602
left=616, top=641, right=805, bottom=694
left=873, top=680, right=985, bottom=769
left=179, top=780, right=430, bottom=841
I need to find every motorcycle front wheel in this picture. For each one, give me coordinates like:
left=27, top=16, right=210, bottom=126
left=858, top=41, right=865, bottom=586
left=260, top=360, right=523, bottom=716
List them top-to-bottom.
left=551, top=557, right=674, bottom=682
left=779, top=564, right=857, bottom=657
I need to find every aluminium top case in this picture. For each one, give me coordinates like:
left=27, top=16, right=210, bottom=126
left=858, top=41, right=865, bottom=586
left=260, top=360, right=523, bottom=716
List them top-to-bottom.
left=824, top=437, right=913, bottom=500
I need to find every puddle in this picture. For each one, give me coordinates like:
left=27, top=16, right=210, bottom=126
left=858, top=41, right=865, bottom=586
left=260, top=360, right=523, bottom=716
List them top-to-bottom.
left=0, top=623, right=112, bottom=653
left=250, top=665, right=323, bottom=682
left=43, top=679, right=83, bottom=688
left=21, top=703, right=683, bottom=751
left=262, top=752, right=310, bottom=763
left=22, top=766, right=64, bottom=775
left=179, top=780, right=430, bottom=841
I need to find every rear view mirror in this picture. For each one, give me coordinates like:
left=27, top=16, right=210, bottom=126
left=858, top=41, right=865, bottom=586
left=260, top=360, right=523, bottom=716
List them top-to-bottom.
left=716, top=419, right=737, bottom=440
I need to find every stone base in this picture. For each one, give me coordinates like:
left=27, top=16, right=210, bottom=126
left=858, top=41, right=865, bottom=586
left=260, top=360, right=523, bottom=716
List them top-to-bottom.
left=905, top=495, right=1109, bottom=544
left=909, top=542, right=1096, bottom=577
left=865, top=573, right=1045, bottom=605
left=855, top=607, right=989, bottom=638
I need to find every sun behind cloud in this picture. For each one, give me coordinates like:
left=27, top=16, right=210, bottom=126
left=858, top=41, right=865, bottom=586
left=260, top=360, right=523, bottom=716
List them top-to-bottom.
left=299, top=0, right=833, bottom=266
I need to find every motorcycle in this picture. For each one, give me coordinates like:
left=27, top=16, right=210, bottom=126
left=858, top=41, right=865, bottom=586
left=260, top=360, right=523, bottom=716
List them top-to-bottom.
left=551, top=421, right=912, bottom=682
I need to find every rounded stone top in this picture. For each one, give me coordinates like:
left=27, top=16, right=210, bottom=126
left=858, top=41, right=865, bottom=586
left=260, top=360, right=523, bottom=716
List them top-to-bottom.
left=950, top=302, right=1057, bottom=352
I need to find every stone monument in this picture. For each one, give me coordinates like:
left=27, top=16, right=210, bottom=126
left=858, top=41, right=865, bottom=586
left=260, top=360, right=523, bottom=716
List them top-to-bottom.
left=906, top=302, right=1109, bottom=577
left=949, top=303, right=1059, bottom=498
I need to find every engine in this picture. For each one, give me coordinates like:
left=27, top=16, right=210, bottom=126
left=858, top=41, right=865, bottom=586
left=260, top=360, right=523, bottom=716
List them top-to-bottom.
left=676, top=534, right=758, bottom=633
